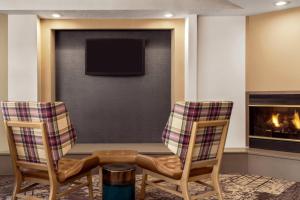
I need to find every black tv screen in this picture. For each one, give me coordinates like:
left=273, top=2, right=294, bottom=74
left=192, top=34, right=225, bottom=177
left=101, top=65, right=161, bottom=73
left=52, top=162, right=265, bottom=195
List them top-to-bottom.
left=85, top=39, right=145, bottom=76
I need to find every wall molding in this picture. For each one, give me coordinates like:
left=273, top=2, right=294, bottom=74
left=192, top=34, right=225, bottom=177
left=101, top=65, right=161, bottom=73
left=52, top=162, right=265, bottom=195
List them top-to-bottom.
left=39, top=19, right=185, bottom=105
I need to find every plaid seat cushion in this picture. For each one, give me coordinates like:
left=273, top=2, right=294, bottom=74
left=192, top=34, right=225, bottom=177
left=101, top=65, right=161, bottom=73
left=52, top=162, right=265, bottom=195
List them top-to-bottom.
left=162, top=101, right=233, bottom=165
left=0, top=102, right=77, bottom=168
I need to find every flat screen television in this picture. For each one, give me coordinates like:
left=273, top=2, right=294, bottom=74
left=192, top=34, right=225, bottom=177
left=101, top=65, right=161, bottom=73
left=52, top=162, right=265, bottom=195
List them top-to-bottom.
left=85, top=39, right=145, bottom=76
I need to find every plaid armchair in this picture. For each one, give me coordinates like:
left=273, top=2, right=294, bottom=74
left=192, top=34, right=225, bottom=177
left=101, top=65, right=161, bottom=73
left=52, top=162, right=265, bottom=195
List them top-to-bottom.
left=1, top=101, right=98, bottom=200
left=1, top=101, right=77, bottom=167
left=137, top=101, right=233, bottom=200
left=162, top=101, right=233, bottom=164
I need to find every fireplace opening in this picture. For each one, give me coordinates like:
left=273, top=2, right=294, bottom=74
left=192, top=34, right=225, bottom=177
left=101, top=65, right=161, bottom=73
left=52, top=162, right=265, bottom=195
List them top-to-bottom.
left=248, top=93, right=300, bottom=153
left=250, top=105, right=300, bottom=140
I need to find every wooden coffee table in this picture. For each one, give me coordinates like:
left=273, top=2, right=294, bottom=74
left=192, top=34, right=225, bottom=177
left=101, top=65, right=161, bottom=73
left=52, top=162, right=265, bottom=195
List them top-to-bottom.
left=93, top=150, right=138, bottom=165
left=93, top=150, right=138, bottom=190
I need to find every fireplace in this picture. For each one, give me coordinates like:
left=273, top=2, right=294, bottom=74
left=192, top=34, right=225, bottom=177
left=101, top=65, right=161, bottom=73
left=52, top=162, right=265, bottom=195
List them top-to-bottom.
left=248, top=93, right=300, bottom=152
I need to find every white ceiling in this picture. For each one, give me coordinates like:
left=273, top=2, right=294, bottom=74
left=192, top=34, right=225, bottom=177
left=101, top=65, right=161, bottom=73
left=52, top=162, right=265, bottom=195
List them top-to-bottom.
left=0, top=0, right=299, bottom=18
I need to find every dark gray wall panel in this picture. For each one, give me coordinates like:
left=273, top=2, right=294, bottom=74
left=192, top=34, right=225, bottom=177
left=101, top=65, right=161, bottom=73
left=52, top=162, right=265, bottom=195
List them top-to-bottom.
left=55, top=30, right=171, bottom=143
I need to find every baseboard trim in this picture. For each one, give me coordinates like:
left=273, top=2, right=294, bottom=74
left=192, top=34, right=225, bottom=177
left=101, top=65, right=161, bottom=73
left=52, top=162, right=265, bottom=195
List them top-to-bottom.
left=0, top=144, right=248, bottom=155
left=0, top=146, right=248, bottom=175
left=2, top=146, right=300, bottom=181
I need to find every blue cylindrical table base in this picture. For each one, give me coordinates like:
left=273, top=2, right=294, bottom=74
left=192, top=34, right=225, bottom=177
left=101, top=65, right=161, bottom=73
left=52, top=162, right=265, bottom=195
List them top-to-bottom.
left=102, top=164, right=136, bottom=200
left=103, top=184, right=135, bottom=200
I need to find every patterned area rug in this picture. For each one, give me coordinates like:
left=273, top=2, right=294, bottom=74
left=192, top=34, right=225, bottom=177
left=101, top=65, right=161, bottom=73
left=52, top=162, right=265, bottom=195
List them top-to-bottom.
left=0, top=174, right=300, bottom=200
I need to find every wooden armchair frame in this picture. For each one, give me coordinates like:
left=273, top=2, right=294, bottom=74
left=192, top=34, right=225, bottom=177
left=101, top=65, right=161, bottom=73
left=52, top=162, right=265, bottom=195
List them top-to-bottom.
left=140, top=120, right=229, bottom=200
left=4, top=121, right=94, bottom=200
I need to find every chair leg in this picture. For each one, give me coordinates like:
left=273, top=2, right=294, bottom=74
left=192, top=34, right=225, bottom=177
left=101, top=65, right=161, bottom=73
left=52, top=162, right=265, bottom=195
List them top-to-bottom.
left=99, top=166, right=103, bottom=191
left=12, top=170, right=22, bottom=200
left=140, top=171, right=148, bottom=200
left=211, top=172, right=223, bottom=200
left=87, top=173, right=94, bottom=200
left=180, top=181, right=191, bottom=200
left=49, top=183, right=57, bottom=200
left=175, top=185, right=180, bottom=192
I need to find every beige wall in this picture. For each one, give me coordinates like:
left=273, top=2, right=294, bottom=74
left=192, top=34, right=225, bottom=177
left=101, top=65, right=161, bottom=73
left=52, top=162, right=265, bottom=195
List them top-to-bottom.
left=247, top=7, right=300, bottom=92
left=0, top=14, right=8, bottom=152
left=8, top=15, right=39, bottom=101
left=197, top=16, right=246, bottom=148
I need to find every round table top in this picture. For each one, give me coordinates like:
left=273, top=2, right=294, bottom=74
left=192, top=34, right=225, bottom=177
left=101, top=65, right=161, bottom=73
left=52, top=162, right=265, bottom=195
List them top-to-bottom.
left=93, top=150, right=138, bottom=165
left=103, top=163, right=136, bottom=172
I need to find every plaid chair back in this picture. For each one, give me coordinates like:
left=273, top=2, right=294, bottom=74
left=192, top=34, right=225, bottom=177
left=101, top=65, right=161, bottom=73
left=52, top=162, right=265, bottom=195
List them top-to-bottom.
left=162, top=101, right=233, bottom=164
left=0, top=102, right=77, bottom=168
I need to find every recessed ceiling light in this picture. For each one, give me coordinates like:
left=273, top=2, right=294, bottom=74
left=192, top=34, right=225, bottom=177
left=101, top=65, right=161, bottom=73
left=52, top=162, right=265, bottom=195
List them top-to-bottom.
left=275, top=1, right=289, bottom=6
left=52, top=13, right=61, bottom=18
left=164, top=13, right=173, bottom=18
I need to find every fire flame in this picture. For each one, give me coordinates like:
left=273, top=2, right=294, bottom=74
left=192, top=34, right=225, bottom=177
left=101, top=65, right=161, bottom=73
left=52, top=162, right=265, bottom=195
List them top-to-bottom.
left=292, top=111, right=300, bottom=130
left=271, top=113, right=281, bottom=128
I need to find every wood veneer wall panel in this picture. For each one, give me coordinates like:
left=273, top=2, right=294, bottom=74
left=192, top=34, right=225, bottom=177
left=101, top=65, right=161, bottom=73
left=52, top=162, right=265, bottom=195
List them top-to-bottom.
left=0, top=14, right=8, bottom=152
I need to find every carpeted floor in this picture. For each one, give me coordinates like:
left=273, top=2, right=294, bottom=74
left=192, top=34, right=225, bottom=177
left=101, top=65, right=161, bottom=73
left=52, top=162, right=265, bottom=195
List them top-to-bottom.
left=1, top=174, right=300, bottom=200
